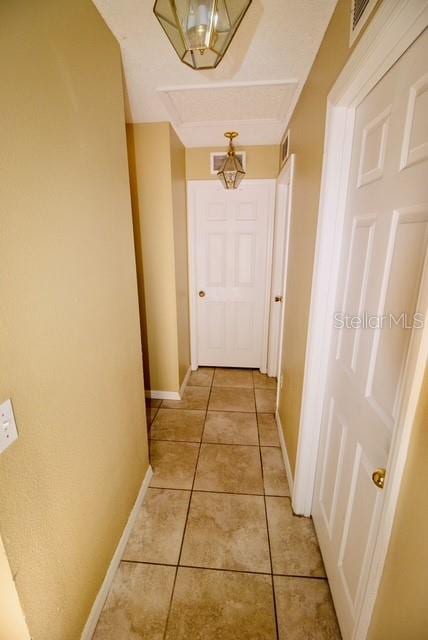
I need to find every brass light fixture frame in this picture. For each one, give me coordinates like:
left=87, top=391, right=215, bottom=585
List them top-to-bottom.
left=153, top=0, right=253, bottom=70
left=217, top=131, right=246, bottom=190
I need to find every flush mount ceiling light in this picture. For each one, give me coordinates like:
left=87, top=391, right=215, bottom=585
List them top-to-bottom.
left=153, top=0, right=252, bottom=70
left=217, top=131, right=245, bottom=189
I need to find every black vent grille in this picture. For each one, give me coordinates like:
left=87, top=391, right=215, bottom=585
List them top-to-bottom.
left=353, top=0, right=370, bottom=29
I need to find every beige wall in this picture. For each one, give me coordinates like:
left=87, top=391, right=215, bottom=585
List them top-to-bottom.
left=277, top=0, right=428, bottom=634
left=0, top=2, right=149, bottom=639
left=127, top=123, right=190, bottom=393
left=186, top=145, right=279, bottom=180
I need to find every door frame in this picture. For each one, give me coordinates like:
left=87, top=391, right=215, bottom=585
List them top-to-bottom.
left=292, top=0, right=428, bottom=637
left=267, top=155, right=295, bottom=378
left=187, top=179, right=276, bottom=371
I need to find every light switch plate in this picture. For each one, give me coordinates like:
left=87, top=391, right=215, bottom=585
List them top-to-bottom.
left=0, top=399, right=18, bottom=454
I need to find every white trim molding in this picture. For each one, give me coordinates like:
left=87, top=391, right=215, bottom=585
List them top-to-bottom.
left=293, top=0, right=428, bottom=638
left=270, top=155, right=295, bottom=379
left=145, top=365, right=192, bottom=401
left=145, top=389, right=181, bottom=401
left=275, top=410, right=294, bottom=497
left=81, top=465, right=153, bottom=640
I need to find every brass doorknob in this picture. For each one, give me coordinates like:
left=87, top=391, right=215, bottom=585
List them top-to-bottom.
left=198, top=290, right=206, bottom=298
left=275, top=296, right=283, bottom=302
left=372, top=468, right=386, bottom=489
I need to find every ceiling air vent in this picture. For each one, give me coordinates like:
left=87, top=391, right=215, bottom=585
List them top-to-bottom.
left=350, top=0, right=377, bottom=45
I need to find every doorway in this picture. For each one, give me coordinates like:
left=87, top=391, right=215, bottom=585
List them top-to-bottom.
left=293, top=4, right=428, bottom=639
left=267, top=154, right=295, bottom=380
left=187, top=179, right=276, bottom=370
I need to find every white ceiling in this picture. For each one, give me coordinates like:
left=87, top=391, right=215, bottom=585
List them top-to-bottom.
left=94, top=0, right=337, bottom=147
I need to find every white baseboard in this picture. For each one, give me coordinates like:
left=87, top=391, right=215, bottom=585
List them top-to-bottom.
left=144, top=365, right=192, bottom=401
left=179, top=365, right=192, bottom=398
left=145, top=389, right=180, bottom=401
left=275, top=410, right=294, bottom=497
left=80, top=465, right=153, bottom=640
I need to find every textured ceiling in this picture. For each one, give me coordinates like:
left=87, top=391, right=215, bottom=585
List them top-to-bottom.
left=94, top=0, right=337, bottom=146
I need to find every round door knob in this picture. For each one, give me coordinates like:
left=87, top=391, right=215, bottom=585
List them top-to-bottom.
left=198, top=290, right=206, bottom=298
left=372, top=468, right=386, bottom=489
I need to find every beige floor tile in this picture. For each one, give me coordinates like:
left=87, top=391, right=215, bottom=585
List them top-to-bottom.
left=189, top=367, right=214, bottom=387
left=213, top=368, right=253, bottom=388
left=253, top=371, right=277, bottom=389
left=162, top=386, right=210, bottom=410
left=208, top=387, right=256, bottom=412
left=255, top=388, right=277, bottom=413
left=150, top=409, right=205, bottom=443
left=203, top=411, right=258, bottom=445
left=258, top=413, right=280, bottom=446
left=150, top=441, right=199, bottom=490
left=194, top=444, right=264, bottom=494
left=261, top=447, right=290, bottom=497
left=122, top=488, right=190, bottom=564
left=181, top=492, right=271, bottom=572
left=266, top=497, right=326, bottom=577
left=93, top=562, right=175, bottom=640
left=165, top=567, right=276, bottom=640
left=274, top=576, right=341, bottom=640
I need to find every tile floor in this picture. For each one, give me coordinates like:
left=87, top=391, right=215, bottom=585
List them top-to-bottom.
left=93, top=368, right=341, bottom=640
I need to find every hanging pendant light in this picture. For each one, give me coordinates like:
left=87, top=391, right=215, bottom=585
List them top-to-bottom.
left=153, top=0, right=252, bottom=70
left=217, top=132, right=245, bottom=190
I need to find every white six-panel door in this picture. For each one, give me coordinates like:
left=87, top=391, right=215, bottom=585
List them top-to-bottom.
left=313, top=30, right=428, bottom=639
left=189, top=180, right=275, bottom=368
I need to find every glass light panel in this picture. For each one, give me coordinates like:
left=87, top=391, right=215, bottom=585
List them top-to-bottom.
left=154, top=0, right=252, bottom=70
left=218, top=153, right=245, bottom=190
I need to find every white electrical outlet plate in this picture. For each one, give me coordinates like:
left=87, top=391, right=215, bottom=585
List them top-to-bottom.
left=0, top=399, right=18, bottom=454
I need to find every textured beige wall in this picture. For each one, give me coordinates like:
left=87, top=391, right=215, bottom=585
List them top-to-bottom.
left=0, top=2, right=149, bottom=639
left=127, top=123, right=190, bottom=392
left=186, top=145, right=279, bottom=180
left=368, top=368, right=428, bottom=639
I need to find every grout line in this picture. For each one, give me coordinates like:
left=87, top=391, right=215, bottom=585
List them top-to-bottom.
left=161, top=369, right=215, bottom=639
left=255, top=402, right=280, bottom=640
left=146, top=404, right=160, bottom=432
left=149, top=437, right=280, bottom=448
left=149, top=486, right=290, bottom=499
left=121, top=559, right=328, bottom=582
left=121, top=559, right=177, bottom=568
left=122, top=559, right=267, bottom=577
left=272, top=572, right=328, bottom=581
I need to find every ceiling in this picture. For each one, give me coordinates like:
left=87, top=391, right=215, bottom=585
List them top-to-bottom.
left=93, top=0, right=337, bottom=147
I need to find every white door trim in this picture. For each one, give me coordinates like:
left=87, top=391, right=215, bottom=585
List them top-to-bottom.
left=293, top=0, right=428, bottom=636
left=268, top=155, right=295, bottom=378
left=187, top=179, right=276, bottom=372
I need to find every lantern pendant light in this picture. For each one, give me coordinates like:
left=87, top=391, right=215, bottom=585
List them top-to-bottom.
left=153, top=0, right=253, bottom=70
left=217, top=132, right=245, bottom=190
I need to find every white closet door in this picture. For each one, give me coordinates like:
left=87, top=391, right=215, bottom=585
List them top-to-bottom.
left=313, top=30, right=428, bottom=639
left=193, top=180, right=275, bottom=368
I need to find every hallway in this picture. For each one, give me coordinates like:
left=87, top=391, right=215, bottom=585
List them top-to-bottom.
left=93, top=369, right=341, bottom=639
